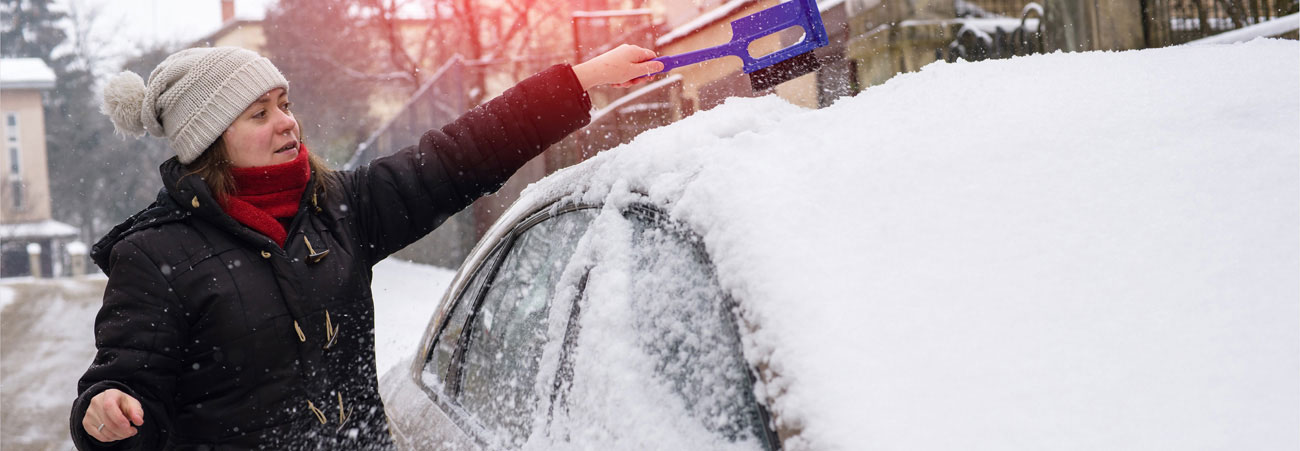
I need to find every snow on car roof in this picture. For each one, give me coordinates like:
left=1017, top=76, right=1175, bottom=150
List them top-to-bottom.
left=523, top=38, right=1298, bottom=449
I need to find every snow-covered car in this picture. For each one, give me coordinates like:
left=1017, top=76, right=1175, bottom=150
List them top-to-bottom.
left=379, top=39, right=1299, bottom=450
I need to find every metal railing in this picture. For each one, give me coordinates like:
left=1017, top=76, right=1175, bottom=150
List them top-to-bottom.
left=1142, top=0, right=1299, bottom=46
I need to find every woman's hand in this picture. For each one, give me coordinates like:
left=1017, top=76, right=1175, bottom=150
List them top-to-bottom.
left=572, top=44, right=666, bottom=91
left=82, top=389, right=144, bottom=443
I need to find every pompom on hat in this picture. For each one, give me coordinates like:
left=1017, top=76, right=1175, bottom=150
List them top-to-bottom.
left=101, top=47, right=288, bottom=164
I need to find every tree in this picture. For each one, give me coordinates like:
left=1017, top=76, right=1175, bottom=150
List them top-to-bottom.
left=1, top=0, right=66, bottom=59
left=261, top=0, right=644, bottom=166
left=263, top=0, right=385, bottom=164
left=361, top=0, right=651, bottom=104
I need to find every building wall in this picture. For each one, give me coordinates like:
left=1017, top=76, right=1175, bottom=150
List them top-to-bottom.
left=657, top=0, right=732, bottom=30
left=1031, top=0, right=1145, bottom=52
left=1093, top=0, right=1145, bottom=50
left=774, top=1, right=854, bottom=108
left=846, top=18, right=949, bottom=89
left=209, top=22, right=268, bottom=52
left=774, top=70, right=819, bottom=108
left=0, top=89, right=53, bottom=223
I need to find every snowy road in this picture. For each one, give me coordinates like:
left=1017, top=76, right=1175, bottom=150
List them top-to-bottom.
left=0, top=258, right=454, bottom=450
left=1, top=277, right=104, bottom=451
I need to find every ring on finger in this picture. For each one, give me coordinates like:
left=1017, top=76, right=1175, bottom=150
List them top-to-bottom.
left=97, top=423, right=105, bottom=432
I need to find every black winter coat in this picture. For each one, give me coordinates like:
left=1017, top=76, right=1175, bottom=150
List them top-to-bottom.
left=70, top=64, right=591, bottom=450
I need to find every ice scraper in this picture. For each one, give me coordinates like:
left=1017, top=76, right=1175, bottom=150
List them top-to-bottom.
left=643, top=0, right=829, bottom=91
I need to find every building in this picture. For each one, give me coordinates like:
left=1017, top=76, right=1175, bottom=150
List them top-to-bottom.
left=189, top=0, right=455, bottom=142
left=197, top=0, right=268, bottom=51
left=0, top=58, right=79, bottom=278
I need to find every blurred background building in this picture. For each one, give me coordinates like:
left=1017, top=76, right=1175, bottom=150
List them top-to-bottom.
left=0, top=57, right=79, bottom=278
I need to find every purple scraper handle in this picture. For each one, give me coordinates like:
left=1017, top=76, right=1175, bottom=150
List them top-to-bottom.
left=637, top=0, right=828, bottom=79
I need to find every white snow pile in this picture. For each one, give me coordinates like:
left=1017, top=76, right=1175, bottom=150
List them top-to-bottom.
left=528, top=39, right=1299, bottom=450
left=372, top=258, right=456, bottom=377
left=0, top=285, right=14, bottom=311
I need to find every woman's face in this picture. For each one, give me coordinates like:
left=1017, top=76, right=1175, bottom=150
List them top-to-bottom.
left=223, top=88, right=300, bottom=168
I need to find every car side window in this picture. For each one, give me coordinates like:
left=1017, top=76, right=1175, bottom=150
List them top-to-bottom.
left=547, top=207, right=775, bottom=449
left=458, top=208, right=595, bottom=446
left=623, top=209, right=774, bottom=449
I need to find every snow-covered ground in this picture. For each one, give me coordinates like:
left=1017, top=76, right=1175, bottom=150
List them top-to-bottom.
left=0, top=258, right=453, bottom=449
left=370, top=258, right=457, bottom=376
left=0, top=277, right=104, bottom=449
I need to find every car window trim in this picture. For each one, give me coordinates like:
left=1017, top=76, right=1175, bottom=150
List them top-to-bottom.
left=631, top=203, right=783, bottom=450
left=410, top=242, right=507, bottom=451
left=546, top=270, right=589, bottom=425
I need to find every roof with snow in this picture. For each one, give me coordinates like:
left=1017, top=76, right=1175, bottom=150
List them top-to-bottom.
left=0, top=58, right=56, bottom=90
left=0, top=219, right=78, bottom=240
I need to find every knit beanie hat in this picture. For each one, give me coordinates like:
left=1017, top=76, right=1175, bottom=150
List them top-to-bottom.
left=101, top=47, right=289, bottom=164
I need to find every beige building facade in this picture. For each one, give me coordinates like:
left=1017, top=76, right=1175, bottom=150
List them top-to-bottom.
left=0, top=58, right=79, bottom=277
left=1, top=84, right=52, bottom=221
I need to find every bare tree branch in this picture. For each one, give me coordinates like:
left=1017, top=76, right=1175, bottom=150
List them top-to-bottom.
left=304, top=51, right=417, bottom=85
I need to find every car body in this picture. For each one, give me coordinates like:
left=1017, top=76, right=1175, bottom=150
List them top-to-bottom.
left=380, top=40, right=1299, bottom=450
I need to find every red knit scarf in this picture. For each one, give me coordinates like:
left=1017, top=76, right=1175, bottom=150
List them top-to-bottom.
left=223, top=145, right=311, bottom=247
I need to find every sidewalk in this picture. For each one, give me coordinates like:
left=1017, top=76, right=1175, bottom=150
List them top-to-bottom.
left=1, top=277, right=105, bottom=451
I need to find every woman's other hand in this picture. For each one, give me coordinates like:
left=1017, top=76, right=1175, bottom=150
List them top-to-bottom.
left=572, top=44, right=665, bottom=90
left=82, top=389, right=144, bottom=443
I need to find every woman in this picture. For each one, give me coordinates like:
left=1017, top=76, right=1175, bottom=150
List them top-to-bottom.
left=71, top=45, right=662, bottom=450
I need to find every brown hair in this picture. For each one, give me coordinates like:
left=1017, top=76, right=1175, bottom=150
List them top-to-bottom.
left=181, top=119, right=337, bottom=206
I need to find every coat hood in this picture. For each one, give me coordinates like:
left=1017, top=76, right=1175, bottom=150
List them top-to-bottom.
left=91, top=157, right=321, bottom=274
left=91, top=157, right=234, bottom=274
left=90, top=187, right=188, bottom=273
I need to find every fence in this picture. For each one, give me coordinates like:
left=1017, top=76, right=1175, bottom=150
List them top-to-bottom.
left=1142, top=0, right=1299, bottom=46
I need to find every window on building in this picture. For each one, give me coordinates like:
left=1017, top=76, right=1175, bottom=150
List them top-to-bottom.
left=5, top=113, right=16, bottom=141
left=5, top=113, right=18, bottom=176
left=8, top=146, right=19, bottom=175
left=11, top=180, right=23, bottom=210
